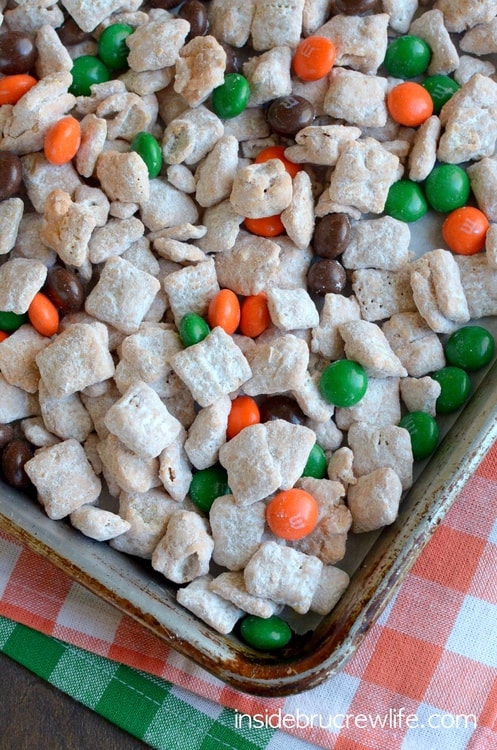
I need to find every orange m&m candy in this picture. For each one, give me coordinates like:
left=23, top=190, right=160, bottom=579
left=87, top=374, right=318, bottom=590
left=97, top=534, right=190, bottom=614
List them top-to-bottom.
left=266, top=488, right=319, bottom=541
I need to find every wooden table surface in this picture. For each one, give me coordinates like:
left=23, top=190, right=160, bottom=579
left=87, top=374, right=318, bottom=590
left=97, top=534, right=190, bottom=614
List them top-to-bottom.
left=0, top=651, right=150, bottom=750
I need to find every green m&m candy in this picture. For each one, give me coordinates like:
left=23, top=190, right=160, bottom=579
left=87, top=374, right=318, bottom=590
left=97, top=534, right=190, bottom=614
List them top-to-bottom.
left=97, top=23, right=134, bottom=70
left=384, top=35, right=431, bottom=79
left=69, top=55, right=111, bottom=96
left=212, top=73, right=250, bottom=119
left=422, top=75, right=460, bottom=114
left=130, top=131, right=162, bottom=178
left=424, top=164, right=470, bottom=213
left=384, top=180, right=428, bottom=223
left=0, top=310, right=27, bottom=333
left=178, top=312, right=210, bottom=347
left=445, top=326, right=495, bottom=371
left=319, top=360, right=368, bottom=408
left=431, top=366, right=471, bottom=413
left=399, top=411, right=439, bottom=461
left=301, top=442, right=327, bottom=479
left=189, top=465, right=230, bottom=513
left=239, top=615, right=292, bottom=651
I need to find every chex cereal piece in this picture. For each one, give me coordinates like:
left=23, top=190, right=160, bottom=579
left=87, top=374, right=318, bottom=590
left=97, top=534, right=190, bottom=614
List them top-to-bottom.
left=61, top=0, right=128, bottom=32
left=208, top=0, right=255, bottom=47
left=250, top=0, right=305, bottom=51
left=383, top=0, right=418, bottom=33
left=433, top=0, right=497, bottom=33
left=5, top=2, right=64, bottom=34
left=409, top=9, right=459, bottom=75
left=317, top=13, right=389, bottom=74
left=126, top=17, right=190, bottom=71
left=460, top=18, right=497, bottom=55
left=35, top=24, right=74, bottom=77
left=174, top=36, right=226, bottom=107
left=243, top=46, right=292, bottom=108
left=455, top=55, right=496, bottom=86
left=323, top=69, right=388, bottom=128
left=437, top=74, right=497, bottom=164
left=162, top=106, right=224, bottom=166
left=75, top=113, right=107, bottom=179
left=408, top=115, right=441, bottom=182
left=284, top=125, right=361, bottom=167
left=195, top=135, right=239, bottom=209
left=326, top=138, right=400, bottom=215
left=96, top=151, right=149, bottom=203
left=21, top=153, right=81, bottom=213
left=467, top=157, right=497, bottom=222
left=230, top=159, right=293, bottom=219
left=280, top=169, right=315, bottom=249
left=140, top=178, right=199, bottom=231
left=75, top=185, right=110, bottom=228
left=41, top=189, right=97, bottom=267
left=0, top=198, right=23, bottom=256
left=195, top=200, right=243, bottom=254
left=12, top=213, right=53, bottom=265
left=88, top=216, right=144, bottom=264
left=342, top=216, right=410, bottom=271
left=486, top=224, right=497, bottom=268
left=214, top=232, right=281, bottom=295
left=272, top=236, right=313, bottom=290
left=154, top=237, right=206, bottom=264
left=410, top=249, right=470, bottom=333
left=455, top=254, right=497, bottom=318
left=85, top=256, right=161, bottom=335
left=163, top=257, right=219, bottom=326
left=0, top=258, right=47, bottom=314
left=352, top=266, right=416, bottom=322
left=266, top=287, right=319, bottom=331
left=311, top=293, right=361, bottom=360
left=382, top=311, right=446, bottom=377
left=339, top=320, right=407, bottom=378
left=36, top=322, right=115, bottom=399
left=0, top=324, right=49, bottom=393
left=120, top=325, right=182, bottom=385
left=170, top=327, right=251, bottom=408
left=243, top=334, right=309, bottom=397
left=293, top=370, right=335, bottom=423
left=0, top=374, right=39, bottom=423
left=400, top=376, right=442, bottom=418
left=335, top=377, right=401, bottom=431
left=38, top=380, right=93, bottom=443
left=80, top=380, right=120, bottom=440
left=104, top=381, right=181, bottom=459
left=184, top=396, right=231, bottom=470
left=21, top=417, right=59, bottom=448
left=307, top=417, right=343, bottom=453
left=265, top=419, right=317, bottom=490
left=348, top=421, right=413, bottom=491
left=219, top=424, right=281, bottom=504
left=158, top=427, right=192, bottom=503
left=97, top=434, right=160, bottom=495
left=25, top=439, right=101, bottom=520
left=327, top=446, right=356, bottom=487
left=347, top=467, right=403, bottom=533
left=293, top=477, right=351, bottom=565
left=111, top=488, right=179, bottom=558
left=209, top=494, right=266, bottom=570
left=70, top=506, right=131, bottom=542
left=152, top=509, right=214, bottom=584
left=244, top=541, right=322, bottom=614
left=310, top=565, right=350, bottom=616
left=209, top=571, right=282, bottom=619
left=176, top=575, right=244, bottom=635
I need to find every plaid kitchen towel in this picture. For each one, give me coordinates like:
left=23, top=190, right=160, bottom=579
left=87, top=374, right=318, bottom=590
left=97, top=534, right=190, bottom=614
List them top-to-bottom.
left=1, top=441, right=497, bottom=750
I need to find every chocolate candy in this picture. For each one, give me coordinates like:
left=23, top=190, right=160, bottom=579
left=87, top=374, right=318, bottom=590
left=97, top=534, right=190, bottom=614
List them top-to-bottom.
left=178, top=0, right=209, bottom=38
left=334, top=0, right=381, bottom=14
left=56, top=17, right=92, bottom=47
left=0, top=31, right=36, bottom=75
left=220, top=42, right=242, bottom=74
left=267, top=95, right=315, bottom=138
left=0, top=152, right=22, bottom=200
left=312, top=214, right=351, bottom=259
left=307, top=259, right=347, bottom=295
left=44, top=266, right=85, bottom=314
left=259, top=395, right=305, bottom=425
left=0, top=424, right=15, bottom=452
left=1, top=438, right=34, bottom=489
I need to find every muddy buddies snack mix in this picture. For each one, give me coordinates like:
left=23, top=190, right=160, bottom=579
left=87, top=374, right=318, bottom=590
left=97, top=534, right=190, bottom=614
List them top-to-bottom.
left=1, top=0, right=497, bottom=650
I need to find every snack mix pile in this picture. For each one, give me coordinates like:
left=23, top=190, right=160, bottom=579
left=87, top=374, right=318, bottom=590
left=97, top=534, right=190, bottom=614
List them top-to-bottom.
left=1, top=0, right=497, bottom=651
